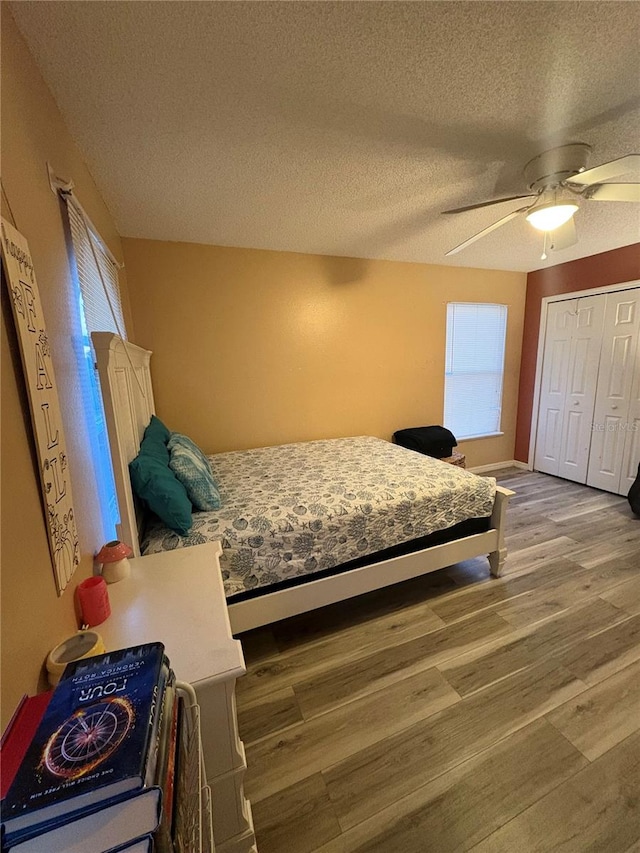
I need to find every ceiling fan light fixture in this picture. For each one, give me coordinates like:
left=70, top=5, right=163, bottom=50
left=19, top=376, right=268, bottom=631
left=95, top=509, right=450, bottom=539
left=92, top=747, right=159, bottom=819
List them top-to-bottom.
left=526, top=201, right=579, bottom=232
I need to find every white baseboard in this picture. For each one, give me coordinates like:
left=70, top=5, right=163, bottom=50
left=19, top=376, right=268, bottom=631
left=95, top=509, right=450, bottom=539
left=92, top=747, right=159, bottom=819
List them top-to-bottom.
left=468, top=459, right=530, bottom=474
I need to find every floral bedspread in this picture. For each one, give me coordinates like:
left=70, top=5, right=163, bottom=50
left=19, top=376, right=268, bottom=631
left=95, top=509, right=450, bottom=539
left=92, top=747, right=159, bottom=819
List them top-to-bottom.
left=141, top=436, right=497, bottom=598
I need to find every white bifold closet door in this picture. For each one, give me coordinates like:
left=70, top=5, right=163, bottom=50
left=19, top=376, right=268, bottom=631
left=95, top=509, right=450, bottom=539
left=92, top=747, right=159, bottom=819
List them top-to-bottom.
left=535, top=286, right=640, bottom=495
left=587, top=289, right=640, bottom=493
left=534, top=294, right=606, bottom=481
left=620, top=363, right=640, bottom=494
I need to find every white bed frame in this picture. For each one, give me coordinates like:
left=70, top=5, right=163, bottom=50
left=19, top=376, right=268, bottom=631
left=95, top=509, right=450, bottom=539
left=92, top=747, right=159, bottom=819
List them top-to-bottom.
left=93, top=332, right=514, bottom=634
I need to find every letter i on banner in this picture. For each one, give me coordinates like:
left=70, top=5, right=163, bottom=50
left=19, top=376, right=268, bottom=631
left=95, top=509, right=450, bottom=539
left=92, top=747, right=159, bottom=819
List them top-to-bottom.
left=1, top=217, right=80, bottom=594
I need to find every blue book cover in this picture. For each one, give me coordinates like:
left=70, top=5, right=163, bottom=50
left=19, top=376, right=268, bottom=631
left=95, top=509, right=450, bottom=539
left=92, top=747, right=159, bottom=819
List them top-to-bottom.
left=2, top=643, right=165, bottom=837
left=3, top=787, right=161, bottom=853
left=105, top=834, right=154, bottom=853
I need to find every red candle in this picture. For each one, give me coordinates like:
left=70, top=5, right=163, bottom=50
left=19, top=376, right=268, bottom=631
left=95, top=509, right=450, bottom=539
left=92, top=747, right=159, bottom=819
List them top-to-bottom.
left=77, top=576, right=111, bottom=626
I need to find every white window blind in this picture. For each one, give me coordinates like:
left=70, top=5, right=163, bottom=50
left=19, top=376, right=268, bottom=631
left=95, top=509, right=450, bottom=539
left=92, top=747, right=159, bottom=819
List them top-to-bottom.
left=63, top=193, right=125, bottom=539
left=65, top=196, right=126, bottom=338
left=444, top=302, right=507, bottom=440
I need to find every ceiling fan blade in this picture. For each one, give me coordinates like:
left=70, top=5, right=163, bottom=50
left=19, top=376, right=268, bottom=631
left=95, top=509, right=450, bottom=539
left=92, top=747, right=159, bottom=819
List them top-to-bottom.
left=566, top=154, right=640, bottom=187
left=585, top=182, right=640, bottom=202
left=442, top=194, right=536, bottom=214
left=445, top=206, right=531, bottom=256
left=549, top=218, right=577, bottom=251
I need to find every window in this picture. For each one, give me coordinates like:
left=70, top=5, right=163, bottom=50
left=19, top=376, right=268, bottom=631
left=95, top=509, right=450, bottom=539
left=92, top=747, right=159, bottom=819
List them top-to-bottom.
left=63, top=193, right=125, bottom=540
left=444, top=302, right=507, bottom=440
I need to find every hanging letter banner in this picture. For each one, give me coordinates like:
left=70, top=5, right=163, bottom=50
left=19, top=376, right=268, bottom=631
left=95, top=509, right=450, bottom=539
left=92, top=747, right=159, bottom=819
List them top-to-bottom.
left=2, top=216, right=80, bottom=594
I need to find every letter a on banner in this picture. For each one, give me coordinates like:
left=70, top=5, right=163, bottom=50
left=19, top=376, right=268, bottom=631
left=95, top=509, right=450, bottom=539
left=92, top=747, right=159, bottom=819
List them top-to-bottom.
left=1, top=217, right=80, bottom=594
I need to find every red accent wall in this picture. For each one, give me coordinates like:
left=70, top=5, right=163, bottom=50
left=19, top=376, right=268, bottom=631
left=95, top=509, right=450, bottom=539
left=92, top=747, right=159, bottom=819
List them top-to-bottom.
left=515, top=243, right=640, bottom=463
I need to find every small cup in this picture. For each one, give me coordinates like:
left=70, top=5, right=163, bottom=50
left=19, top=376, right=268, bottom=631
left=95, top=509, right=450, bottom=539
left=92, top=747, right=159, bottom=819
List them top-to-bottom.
left=77, top=576, right=111, bottom=627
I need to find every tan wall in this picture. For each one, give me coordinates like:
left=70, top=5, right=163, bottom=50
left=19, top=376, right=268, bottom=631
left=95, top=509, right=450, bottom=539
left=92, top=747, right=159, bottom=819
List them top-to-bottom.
left=1, top=8, right=131, bottom=727
left=123, top=238, right=526, bottom=469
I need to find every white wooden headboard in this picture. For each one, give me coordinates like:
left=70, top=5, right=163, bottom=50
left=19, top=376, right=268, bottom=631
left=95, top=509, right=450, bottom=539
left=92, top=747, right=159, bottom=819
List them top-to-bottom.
left=92, top=332, right=155, bottom=557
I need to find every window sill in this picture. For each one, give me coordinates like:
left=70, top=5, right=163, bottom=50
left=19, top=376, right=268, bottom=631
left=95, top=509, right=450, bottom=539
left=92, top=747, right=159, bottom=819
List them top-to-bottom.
left=457, top=432, right=505, bottom=441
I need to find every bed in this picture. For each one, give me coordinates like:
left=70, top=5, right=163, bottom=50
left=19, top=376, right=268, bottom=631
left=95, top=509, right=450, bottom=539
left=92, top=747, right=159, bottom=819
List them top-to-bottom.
left=93, top=332, right=514, bottom=633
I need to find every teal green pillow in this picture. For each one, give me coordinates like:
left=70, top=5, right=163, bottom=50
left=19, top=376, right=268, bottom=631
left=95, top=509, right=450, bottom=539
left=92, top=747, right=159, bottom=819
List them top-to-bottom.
left=145, top=414, right=171, bottom=445
left=139, top=415, right=171, bottom=465
left=138, top=432, right=169, bottom=465
left=168, top=433, right=221, bottom=511
left=129, top=450, right=192, bottom=535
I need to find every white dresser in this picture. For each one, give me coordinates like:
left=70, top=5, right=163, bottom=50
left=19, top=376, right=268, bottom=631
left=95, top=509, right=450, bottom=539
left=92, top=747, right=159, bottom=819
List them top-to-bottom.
left=100, top=542, right=257, bottom=853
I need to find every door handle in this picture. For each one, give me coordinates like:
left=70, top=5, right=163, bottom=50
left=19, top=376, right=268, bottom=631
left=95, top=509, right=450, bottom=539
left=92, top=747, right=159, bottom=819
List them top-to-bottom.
left=573, top=401, right=580, bottom=405
left=612, top=405, right=618, bottom=410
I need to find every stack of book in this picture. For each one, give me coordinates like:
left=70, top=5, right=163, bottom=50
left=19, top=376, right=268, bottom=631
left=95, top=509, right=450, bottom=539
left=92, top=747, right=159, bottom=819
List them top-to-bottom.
left=0, top=642, right=189, bottom=853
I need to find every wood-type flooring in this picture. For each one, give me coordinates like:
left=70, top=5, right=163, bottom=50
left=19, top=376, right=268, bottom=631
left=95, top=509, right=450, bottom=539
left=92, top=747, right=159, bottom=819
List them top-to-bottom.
left=235, top=468, right=640, bottom=853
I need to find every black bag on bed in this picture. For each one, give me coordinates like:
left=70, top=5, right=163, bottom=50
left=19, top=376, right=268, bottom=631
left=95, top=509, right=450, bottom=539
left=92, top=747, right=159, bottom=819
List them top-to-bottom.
left=393, top=425, right=458, bottom=459
left=629, top=463, right=640, bottom=516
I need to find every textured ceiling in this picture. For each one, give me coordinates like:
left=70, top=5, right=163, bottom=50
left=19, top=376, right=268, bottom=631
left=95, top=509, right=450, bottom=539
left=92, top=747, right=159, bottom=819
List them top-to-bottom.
left=10, top=1, right=640, bottom=272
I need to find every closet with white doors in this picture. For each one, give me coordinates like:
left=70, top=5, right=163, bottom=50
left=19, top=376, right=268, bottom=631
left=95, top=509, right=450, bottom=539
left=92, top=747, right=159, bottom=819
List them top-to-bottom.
left=534, top=285, right=640, bottom=496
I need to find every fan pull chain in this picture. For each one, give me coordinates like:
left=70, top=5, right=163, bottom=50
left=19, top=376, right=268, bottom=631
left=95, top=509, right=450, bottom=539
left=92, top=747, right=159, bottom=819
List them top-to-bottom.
left=541, top=232, right=548, bottom=260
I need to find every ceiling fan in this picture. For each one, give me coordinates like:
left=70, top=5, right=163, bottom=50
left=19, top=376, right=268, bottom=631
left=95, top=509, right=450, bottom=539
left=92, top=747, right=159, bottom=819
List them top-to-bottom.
left=443, top=143, right=640, bottom=257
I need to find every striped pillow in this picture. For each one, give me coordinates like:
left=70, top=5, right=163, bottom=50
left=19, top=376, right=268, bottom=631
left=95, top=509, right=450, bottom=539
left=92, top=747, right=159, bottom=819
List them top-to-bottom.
left=167, top=433, right=221, bottom=511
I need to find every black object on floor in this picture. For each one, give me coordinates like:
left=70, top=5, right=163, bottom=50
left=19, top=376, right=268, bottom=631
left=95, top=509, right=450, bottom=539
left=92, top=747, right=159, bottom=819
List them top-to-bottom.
left=393, top=425, right=458, bottom=459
